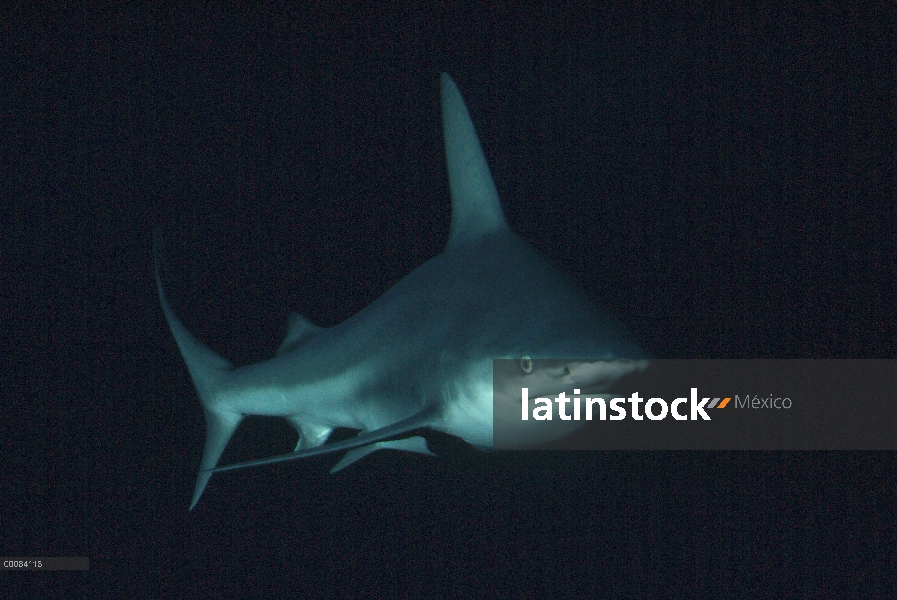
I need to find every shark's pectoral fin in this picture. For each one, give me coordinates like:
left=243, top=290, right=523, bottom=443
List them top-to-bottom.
left=208, top=404, right=441, bottom=474
left=329, top=436, right=434, bottom=474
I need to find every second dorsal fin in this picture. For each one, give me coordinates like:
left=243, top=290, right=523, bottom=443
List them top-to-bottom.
left=276, top=311, right=323, bottom=356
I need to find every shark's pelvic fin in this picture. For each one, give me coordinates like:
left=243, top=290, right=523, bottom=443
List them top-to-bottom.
left=440, top=73, right=508, bottom=249
left=285, top=416, right=333, bottom=452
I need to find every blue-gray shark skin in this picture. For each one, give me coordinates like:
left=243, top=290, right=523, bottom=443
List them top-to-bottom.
left=154, top=73, right=649, bottom=510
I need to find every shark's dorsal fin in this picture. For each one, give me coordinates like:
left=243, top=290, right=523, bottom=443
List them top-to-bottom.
left=440, top=73, right=508, bottom=249
left=276, top=311, right=322, bottom=356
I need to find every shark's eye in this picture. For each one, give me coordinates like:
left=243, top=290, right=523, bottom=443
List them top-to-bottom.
left=520, top=356, right=533, bottom=374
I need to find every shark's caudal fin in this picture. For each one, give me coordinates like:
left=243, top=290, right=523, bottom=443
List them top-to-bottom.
left=153, top=231, right=242, bottom=509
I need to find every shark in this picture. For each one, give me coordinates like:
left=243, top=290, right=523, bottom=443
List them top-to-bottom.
left=154, top=73, right=649, bottom=510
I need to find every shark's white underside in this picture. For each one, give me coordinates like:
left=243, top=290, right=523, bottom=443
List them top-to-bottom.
left=154, top=73, right=648, bottom=510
